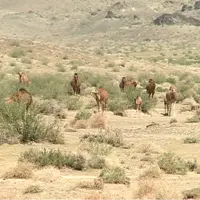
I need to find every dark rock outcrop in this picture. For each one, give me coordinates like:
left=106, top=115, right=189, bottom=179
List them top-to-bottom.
left=153, top=13, right=200, bottom=26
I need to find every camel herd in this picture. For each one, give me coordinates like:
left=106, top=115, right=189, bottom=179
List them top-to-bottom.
left=5, top=72, right=178, bottom=117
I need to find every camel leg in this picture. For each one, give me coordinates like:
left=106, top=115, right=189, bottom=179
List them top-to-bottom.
left=97, top=102, right=100, bottom=112
left=172, top=102, right=176, bottom=117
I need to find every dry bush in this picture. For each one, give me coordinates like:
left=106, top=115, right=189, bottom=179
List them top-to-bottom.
left=88, top=113, right=107, bottom=129
left=73, top=119, right=88, bottom=129
left=81, top=129, right=123, bottom=147
left=137, top=143, right=162, bottom=154
left=158, top=152, right=188, bottom=175
left=2, top=162, right=34, bottom=179
left=139, top=165, right=162, bottom=179
left=33, top=166, right=61, bottom=182
left=99, top=166, right=130, bottom=185
left=77, top=178, right=104, bottom=190
left=133, top=179, right=183, bottom=199
left=134, top=179, right=156, bottom=199
left=23, top=185, right=43, bottom=194
left=183, top=187, right=200, bottom=199
left=84, top=193, right=113, bottom=200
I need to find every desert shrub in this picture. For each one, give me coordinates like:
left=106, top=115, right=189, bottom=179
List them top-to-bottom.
left=9, top=48, right=25, bottom=58
left=21, top=57, right=32, bottom=64
left=153, top=72, right=166, bottom=84
left=29, top=74, right=72, bottom=101
left=166, top=77, right=176, bottom=84
left=157, top=87, right=167, bottom=93
left=65, top=96, right=82, bottom=110
left=108, top=97, right=128, bottom=112
left=0, top=104, right=64, bottom=144
left=75, top=110, right=92, bottom=120
left=89, top=113, right=107, bottom=129
left=186, top=115, right=200, bottom=123
left=81, top=129, right=123, bottom=147
left=184, top=137, right=199, bottom=144
left=80, top=142, right=112, bottom=156
left=137, top=143, right=161, bottom=154
left=19, top=148, right=86, bottom=170
left=157, top=152, right=187, bottom=175
left=88, top=156, right=106, bottom=169
left=186, top=159, right=198, bottom=172
left=2, top=162, right=33, bottom=179
left=99, top=166, right=130, bottom=185
left=139, top=166, right=162, bottom=179
left=77, top=178, right=104, bottom=190
left=134, top=179, right=156, bottom=199
left=23, top=185, right=43, bottom=194
left=183, top=187, right=200, bottom=199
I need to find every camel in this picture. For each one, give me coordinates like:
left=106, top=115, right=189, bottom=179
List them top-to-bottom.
left=70, top=73, right=81, bottom=95
left=119, top=77, right=137, bottom=92
left=146, top=79, right=156, bottom=99
left=164, top=86, right=178, bottom=117
left=92, top=88, right=109, bottom=113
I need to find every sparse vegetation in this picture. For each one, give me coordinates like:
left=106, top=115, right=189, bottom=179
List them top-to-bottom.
left=9, top=48, right=25, bottom=58
left=0, top=104, right=64, bottom=144
left=75, top=110, right=92, bottom=120
left=81, top=129, right=123, bottom=147
left=184, top=137, right=199, bottom=144
left=19, top=148, right=86, bottom=170
left=158, top=152, right=188, bottom=175
left=88, top=156, right=106, bottom=169
left=2, top=162, right=33, bottom=179
left=99, top=166, right=130, bottom=185
left=139, top=166, right=162, bottom=179
left=77, top=178, right=104, bottom=190
left=23, top=185, right=43, bottom=194
left=183, top=187, right=200, bottom=199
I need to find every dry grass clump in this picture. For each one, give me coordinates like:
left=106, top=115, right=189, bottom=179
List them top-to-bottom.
left=88, top=113, right=107, bottom=129
left=73, top=119, right=88, bottom=129
left=80, top=129, right=123, bottom=147
left=137, top=143, right=162, bottom=154
left=2, top=162, right=34, bottom=179
left=139, top=165, right=162, bottom=179
left=33, top=166, right=61, bottom=182
left=77, top=178, right=104, bottom=190
left=133, top=179, right=182, bottom=199
left=23, top=185, right=43, bottom=194
left=84, top=193, right=113, bottom=200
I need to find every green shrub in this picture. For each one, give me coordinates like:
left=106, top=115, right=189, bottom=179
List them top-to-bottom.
left=9, top=48, right=25, bottom=58
left=0, top=104, right=64, bottom=144
left=75, top=110, right=92, bottom=120
left=186, top=115, right=200, bottom=123
left=19, top=148, right=86, bottom=170
left=158, top=152, right=187, bottom=175
left=88, top=156, right=106, bottom=169
left=99, top=167, right=130, bottom=185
